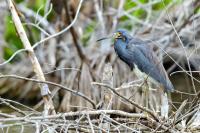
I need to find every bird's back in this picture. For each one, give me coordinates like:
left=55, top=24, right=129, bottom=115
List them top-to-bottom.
left=113, top=29, right=174, bottom=91
left=126, top=38, right=174, bottom=91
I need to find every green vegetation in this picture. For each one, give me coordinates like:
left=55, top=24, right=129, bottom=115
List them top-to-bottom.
left=2, top=0, right=193, bottom=61
left=4, top=16, right=22, bottom=60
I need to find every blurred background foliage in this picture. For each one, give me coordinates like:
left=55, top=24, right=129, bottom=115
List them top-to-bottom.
left=1, top=0, right=200, bottom=113
left=3, top=0, right=182, bottom=61
left=5, top=0, right=200, bottom=61
left=1, top=1, right=200, bottom=132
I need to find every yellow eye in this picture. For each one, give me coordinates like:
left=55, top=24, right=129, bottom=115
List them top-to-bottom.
left=114, top=32, right=122, bottom=39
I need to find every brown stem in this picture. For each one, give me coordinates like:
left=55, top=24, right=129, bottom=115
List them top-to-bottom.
left=6, top=0, right=55, bottom=115
left=63, top=0, right=88, bottom=63
left=0, top=74, right=96, bottom=109
left=92, top=82, right=160, bottom=122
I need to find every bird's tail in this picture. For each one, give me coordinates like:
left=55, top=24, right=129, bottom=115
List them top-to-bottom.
left=164, top=80, right=174, bottom=92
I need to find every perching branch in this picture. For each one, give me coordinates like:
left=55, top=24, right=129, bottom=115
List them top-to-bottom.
left=6, top=0, right=55, bottom=115
left=92, top=82, right=160, bottom=122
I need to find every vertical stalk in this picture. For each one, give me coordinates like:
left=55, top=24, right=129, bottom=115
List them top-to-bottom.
left=6, top=0, right=55, bottom=115
left=99, top=63, right=113, bottom=131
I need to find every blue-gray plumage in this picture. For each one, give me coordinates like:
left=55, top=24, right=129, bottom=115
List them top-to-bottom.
left=114, top=29, right=174, bottom=92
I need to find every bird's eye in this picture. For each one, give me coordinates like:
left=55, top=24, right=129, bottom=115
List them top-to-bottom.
left=114, top=32, right=122, bottom=39
left=114, top=32, right=126, bottom=42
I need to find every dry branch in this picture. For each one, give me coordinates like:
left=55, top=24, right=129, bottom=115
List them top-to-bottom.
left=1, top=0, right=200, bottom=132
left=6, top=0, right=55, bottom=115
left=101, top=63, right=113, bottom=109
left=0, top=74, right=96, bottom=109
left=92, top=82, right=160, bottom=122
left=0, top=110, right=146, bottom=122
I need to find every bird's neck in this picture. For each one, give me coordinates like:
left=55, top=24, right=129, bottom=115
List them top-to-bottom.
left=115, top=37, right=130, bottom=43
left=114, top=38, right=133, bottom=69
left=114, top=39, right=128, bottom=56
left=114, top=39, right=128, bottom=49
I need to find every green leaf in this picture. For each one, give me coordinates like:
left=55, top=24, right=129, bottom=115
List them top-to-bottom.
left=14, top=0, right=24, bottom=3
left=27, top=0, right=47, bottom=16
left=122, top=0, right=147, bottom=21
left=124, top=0, right=137, bottom=10
left=139, top=0, right=149, bottom=4
left=153, top=0, right=172, bottom=10
left=195, top=7, right=200, bottom=14
left=132, top=9, right=147, bottom=19
left=3, top=16, right=23, bottom=61
left=4, top=16, right=23, bottom=50
left=81, top=21, right=96, bottom=46
left=3, top=47, right=15, bottom=60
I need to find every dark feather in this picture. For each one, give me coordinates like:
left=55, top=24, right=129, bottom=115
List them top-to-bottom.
left=113, top=29, right=174, bottom=92
left=126, top=38, right=174, bottom=91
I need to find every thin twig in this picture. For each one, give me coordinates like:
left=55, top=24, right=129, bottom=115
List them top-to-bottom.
left=0, top=0, right=83, bottom=66
left=6, top=0, right=55, bottom=115
left=0, top=74, right=96, bottom=109
left=92, top=82, right=160, bottom=121
left=0, top=97, right=38, bottom=112
left=0, top=98, right=26, bottom=116
left=0, top=110, right=145, bottom=122
left=86, top=114, right=95, bottom=133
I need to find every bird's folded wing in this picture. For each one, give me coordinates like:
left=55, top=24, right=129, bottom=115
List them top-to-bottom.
left=126, top=39, right=174, bottom=91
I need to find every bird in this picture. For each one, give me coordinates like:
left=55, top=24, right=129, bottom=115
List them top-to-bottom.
left=112, top=29, right=174, bottom=92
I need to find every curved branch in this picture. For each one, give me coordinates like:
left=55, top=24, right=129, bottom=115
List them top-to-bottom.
left=0, top=0, right=83, bottom=66
left=0, top=74, right=96, bottom=109
left=92, top=82, right=160, bottom=121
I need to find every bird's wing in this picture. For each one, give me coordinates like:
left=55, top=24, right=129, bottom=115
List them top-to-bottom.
left=126, top=38, right=174, bottom=91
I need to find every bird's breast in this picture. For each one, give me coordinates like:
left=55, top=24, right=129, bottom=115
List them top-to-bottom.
left=114, top=42, right=134, bottom=69
left=133, top=64, right=158, bottom=85
left=133, top=64, right=147, bottom=79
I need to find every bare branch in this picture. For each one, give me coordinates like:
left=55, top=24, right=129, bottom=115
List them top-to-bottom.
left=6, top=0, right=55, bottom=115
left=0, top=74, right=96, bottom=109
left=92, top=82, right=160, bottom=122
left=0, top=110, right=146, bottom=122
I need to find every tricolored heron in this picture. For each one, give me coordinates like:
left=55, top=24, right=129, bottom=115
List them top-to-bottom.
left=98, top=29, right=174, bottom=92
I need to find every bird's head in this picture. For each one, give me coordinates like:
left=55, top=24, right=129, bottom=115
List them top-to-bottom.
left=96, top=29, right=132, bottom=44
left=113, top=29, right=132, bottom=43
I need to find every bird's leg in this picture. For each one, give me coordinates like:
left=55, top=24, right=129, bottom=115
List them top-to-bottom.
left=136, top=76, right=149, bottom=109
left=139, top=76, right=149, bottom=109
left=144, top=78, right=149, bottom=109
left=159, top=87, right=169, bottom=119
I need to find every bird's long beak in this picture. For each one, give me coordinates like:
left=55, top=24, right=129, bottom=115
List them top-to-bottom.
left=96, top=34, right=115, bottom=42
left=96, top=37, right=110, bottom=42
